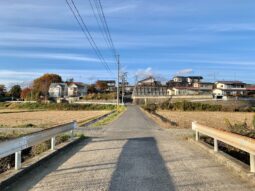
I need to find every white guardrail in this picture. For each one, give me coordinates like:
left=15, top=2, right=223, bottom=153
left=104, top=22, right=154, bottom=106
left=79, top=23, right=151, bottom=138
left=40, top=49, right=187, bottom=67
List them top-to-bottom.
left=0, top=121, right=77, bottom=170
left=192, top=121, right=255, bottom=173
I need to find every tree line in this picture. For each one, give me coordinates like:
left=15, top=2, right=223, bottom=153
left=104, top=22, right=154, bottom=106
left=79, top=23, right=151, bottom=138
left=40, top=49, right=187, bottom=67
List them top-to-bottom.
left=0, top=73, right=112, bottom=101
left=0, top=73, right=62, bottom=101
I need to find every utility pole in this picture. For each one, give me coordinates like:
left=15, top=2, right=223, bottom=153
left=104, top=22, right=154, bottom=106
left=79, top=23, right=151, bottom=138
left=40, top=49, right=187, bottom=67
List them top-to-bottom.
left=117, top=55, right=120, bottom=107
left=121, top=72, right=127, bottom=105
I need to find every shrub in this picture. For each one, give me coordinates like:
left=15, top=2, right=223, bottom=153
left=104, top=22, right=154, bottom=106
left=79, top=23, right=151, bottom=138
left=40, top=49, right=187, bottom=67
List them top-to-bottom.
left=84, top=93, right=116, bottom=100
left=160, top=101, right=222, bottom=111
left=2, top=102, right=116, bottom=111
left=143, top=103, right=157, bottom=113
left=253, top=115, right=255, bottom=129
left=225, top=118, right=255, bottom=139
left=56, top=134, right=70, bottom=144
left=30, top=141, right=51, bottom=157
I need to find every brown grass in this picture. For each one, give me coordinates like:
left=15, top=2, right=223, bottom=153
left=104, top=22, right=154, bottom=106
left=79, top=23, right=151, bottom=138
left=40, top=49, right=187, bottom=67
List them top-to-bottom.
left=0, top=110, right=108, bottom=128
left=156, top=110, right=255, bottom=130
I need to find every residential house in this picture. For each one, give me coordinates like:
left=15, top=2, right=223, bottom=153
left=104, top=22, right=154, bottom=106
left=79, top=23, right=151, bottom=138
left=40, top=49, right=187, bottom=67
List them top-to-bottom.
left=133, top=76, right=167, bottom=96
left=137, top=76, right=161, bottom=86
left=168, top=76, right=203, bottom=87
left=173, top=76, right=187, bottom=83
left=186, top=76, right=203, bottom=84
left=97, top=80, right=116, bottom=92
left=213, top=81, right=246, bottom=98
left=67, top=82, right=88, bottom=97
left=192, top=82, right=214, bottom=94
left=49, top=83, right=68, bottom=98
left=246, top=85, right=255, bottom=97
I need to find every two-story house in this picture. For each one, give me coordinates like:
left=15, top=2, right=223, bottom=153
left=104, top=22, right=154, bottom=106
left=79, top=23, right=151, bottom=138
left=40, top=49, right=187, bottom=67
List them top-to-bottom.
left=133, top=76, right=167, bottom=96
left=137, top=76, right=161, bottom=86
left=168, top=76, right=203, bottom=87
left=186, top=76, right=203, bottom=84
left=213, top=81, right=246, bottom=98
left=49, top=82, right=88, bottom=99
left=67, top=82, right=88, bottom=97
left=49, top=83, right=68, bottom=98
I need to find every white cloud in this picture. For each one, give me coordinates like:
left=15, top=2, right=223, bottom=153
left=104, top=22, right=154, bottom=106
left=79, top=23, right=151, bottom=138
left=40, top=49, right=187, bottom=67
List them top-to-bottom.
left=190, top=23, right=255, bottom=32
left=0, top=51, right=100, bottom=62
left=0, top=69, right=117, bottom=87
left=175, top=69, right=193, bottom=76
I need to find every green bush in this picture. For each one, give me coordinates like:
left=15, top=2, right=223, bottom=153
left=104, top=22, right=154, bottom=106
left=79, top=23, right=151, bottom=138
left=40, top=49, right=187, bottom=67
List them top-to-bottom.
left=84, top=93, right=116, bottom=100
left=160, top=101, right=222, bottom=111
left=1, top=102, right=116, bottom=111
left=143, top=103, right=157, bottom=113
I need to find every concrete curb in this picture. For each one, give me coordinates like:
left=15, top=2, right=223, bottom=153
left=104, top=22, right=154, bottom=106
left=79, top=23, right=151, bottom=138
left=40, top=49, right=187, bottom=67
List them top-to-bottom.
left=188, top=138, right=255, bottom=185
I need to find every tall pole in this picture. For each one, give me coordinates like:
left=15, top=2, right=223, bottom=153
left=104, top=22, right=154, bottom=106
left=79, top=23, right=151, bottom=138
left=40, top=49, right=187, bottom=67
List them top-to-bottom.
left=117, top=55, right=120, bottom=107
left=122, top=72, right=127, bottom=105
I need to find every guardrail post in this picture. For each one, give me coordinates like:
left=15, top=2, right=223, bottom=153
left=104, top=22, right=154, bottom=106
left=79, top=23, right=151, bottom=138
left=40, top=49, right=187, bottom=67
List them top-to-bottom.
left=70, top=121, right=77, bottom=140
left=192, top=121, right=199, bottom=141
left=195, top=130, right=199, bottom=141
left=51, top=137, right=56, bottom=150
left=214, top=138, right=218, bottom=152
left=15, top=151, right=21, bottom=170
left=250, top=154, right=255, bottom=173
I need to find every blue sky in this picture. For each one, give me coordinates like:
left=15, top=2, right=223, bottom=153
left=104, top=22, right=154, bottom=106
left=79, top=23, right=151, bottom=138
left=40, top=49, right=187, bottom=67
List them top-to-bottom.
left=1, top=0, right=255, bottom=87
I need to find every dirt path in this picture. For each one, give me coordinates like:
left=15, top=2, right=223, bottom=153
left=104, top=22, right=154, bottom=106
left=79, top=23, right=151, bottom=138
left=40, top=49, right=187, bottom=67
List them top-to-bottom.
left=5, top=106, right=254, bottom=191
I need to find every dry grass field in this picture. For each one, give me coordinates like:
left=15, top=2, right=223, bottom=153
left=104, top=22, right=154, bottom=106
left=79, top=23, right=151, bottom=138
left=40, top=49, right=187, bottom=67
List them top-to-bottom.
left=0, top=110, right=108, bottom=128
left=155, top=110, right=255, bottom=130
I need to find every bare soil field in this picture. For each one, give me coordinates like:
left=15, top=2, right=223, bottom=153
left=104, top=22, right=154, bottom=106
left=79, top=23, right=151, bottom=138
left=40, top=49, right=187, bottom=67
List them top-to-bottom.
left=0, top=110, right=108, bottom=128
left=156, top=110, right=254, bottom=129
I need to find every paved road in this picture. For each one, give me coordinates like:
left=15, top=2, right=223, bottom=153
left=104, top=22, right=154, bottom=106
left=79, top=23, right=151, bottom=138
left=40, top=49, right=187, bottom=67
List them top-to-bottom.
left=6, top=106, right=254, bottom=191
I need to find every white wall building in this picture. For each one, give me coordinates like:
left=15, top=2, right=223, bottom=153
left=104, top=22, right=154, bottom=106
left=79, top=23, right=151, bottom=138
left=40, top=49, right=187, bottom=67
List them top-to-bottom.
left=213, top=81, right=246, bottom=98
left=67, top=82, right=88, bottom=97
left=49, top=83, right=68, bottom=98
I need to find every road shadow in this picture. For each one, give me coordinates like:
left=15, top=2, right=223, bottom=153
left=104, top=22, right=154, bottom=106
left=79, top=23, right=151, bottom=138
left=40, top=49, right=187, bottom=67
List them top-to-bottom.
left=109, top=137, right=176, bottom=191
left=4, top=138, right=91, bottom=191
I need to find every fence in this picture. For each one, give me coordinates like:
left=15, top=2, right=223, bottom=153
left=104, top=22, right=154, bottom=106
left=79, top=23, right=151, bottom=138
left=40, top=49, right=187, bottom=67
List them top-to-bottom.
left=0, top=121, right=77, bottom=170
left=192, top=121, right=255, bottom=172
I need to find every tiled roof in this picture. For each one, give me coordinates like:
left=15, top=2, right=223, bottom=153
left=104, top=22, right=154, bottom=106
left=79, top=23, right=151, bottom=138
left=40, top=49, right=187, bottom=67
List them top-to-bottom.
left=216, top=81, right=245, bottom=85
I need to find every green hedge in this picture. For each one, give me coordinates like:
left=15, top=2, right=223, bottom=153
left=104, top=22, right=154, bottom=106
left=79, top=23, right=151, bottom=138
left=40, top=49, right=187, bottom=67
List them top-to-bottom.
left=160, top=101, right=222, bottom=111
left=0, top=102, right=116, bottom=111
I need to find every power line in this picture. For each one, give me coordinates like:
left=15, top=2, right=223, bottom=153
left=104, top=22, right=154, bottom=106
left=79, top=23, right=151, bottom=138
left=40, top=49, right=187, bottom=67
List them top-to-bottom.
left=65, top=0, right=112, bottom=74
left=69, top=0, right=112, bottom=73
left=88, top=0, right=113, bottom=54
left=95, top=0, right=118, bottom=62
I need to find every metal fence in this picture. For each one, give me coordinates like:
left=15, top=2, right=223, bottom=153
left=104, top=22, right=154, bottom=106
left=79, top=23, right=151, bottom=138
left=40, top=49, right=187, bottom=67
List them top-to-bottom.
left=0, top=121, right=77, bottom=170
left=192, top=121, right=255, bottom=172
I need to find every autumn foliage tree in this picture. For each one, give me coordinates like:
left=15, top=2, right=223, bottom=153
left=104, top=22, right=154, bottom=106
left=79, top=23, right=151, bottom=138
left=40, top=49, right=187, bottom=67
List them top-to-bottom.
left=32, top=74, right=62, bottom=100
left=21, top=88, right=32, bottom=100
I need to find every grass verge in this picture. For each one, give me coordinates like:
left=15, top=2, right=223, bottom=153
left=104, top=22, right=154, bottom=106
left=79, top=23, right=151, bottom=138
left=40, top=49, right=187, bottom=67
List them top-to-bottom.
left=0, top=102, right=116, bottom=111
left=91, top=106, right=126, bottom=127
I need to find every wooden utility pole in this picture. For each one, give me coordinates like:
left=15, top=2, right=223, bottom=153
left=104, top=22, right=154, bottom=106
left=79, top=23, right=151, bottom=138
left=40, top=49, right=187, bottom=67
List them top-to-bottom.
left=117, top=55, right=120, bottom=107
left=121, top=72, right=127, bottom=105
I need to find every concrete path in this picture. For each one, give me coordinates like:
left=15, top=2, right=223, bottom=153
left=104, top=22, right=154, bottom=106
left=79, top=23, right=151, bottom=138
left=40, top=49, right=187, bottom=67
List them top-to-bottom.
left=6, top=106, right=254, bottom=191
